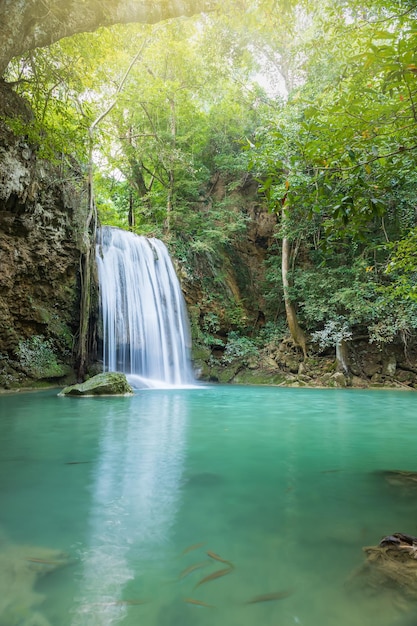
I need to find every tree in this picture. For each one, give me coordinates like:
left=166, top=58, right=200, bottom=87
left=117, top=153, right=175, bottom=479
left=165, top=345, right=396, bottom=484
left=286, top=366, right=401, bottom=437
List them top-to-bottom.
left=0, top=0, right=216, bottom=76
left=249, top=0, right=417, bottom=363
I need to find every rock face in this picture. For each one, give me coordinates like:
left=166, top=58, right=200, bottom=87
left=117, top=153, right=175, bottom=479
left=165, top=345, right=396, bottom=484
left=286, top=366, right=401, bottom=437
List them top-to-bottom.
left=0, top=98, right=85, bottom=387
left=181, top=176, right=277, bottom=336
left=58, top=372, right=133, bottom=396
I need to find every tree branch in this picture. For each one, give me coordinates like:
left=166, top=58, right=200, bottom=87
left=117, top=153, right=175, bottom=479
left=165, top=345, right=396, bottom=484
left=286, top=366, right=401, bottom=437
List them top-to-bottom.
left=0, top=0, right=216, bottom=76
left=320, top=144, right=417, bottom=173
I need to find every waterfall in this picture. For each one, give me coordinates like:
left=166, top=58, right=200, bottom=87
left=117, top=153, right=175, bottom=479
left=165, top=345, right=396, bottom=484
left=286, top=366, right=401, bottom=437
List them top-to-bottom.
left=96, top=226, right=194, bottom=388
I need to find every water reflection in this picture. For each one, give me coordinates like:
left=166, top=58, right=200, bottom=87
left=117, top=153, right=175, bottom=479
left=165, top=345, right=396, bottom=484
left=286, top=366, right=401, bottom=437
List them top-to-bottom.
left=71, top=393, right=187, bottom=625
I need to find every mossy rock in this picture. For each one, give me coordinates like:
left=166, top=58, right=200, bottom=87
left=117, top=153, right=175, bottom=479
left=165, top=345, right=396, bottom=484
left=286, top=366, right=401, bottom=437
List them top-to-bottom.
left=232, top=369, right=286, bottom=385
left=58, top=372, right=133, bottom=397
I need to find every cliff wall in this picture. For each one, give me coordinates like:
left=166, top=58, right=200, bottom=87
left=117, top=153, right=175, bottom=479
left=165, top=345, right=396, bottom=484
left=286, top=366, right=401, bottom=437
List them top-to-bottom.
left=0, top=90, right=85, bottom=387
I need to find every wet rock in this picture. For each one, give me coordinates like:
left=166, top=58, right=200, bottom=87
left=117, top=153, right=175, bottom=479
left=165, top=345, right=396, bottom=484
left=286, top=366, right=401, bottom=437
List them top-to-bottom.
left=58, top=372, right=133, bottom=396
left=330, top=372, right=347, bottom=387
left=376, top=469, right=417, bottom=490
left=185, top=472, right=224, bottom=488
left=349, top=532, right=417, bottom=601
left=0, top=535, right=69, bottom=626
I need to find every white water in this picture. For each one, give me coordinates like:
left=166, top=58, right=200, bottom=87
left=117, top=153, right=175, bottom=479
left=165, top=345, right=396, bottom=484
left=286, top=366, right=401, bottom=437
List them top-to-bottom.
left=96, top=226, right=194, bottom=388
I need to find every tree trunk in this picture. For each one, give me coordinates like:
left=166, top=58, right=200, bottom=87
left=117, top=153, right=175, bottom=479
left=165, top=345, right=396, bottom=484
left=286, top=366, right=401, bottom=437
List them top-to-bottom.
left=0, top=0, right=215, bottom=76
left=165, top=96, right=176, bottom=233
left=128, top=189, right=135, bottom=230
left=281, top=205, right=307, bottom=358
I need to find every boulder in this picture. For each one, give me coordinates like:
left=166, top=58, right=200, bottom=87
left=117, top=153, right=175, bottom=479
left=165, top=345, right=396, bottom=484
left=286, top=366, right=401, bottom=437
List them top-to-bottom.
left=382, top=355, right=397, bottom=377
left=58, top=372, right=133, bottom=397
left=348, top=533, right=417, bottom=601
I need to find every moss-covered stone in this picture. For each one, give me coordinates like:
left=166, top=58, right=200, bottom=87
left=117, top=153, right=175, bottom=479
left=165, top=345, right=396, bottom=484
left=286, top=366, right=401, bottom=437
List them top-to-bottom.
left=232, top=369, right=286, bottom=385
left=58, top=372, right=133, bottom=397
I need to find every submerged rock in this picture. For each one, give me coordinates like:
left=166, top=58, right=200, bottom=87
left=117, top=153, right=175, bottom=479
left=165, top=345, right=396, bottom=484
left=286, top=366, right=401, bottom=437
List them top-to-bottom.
left=58, top=372, right=133, bottom=396
left=376, top=469, right=417, bottom=489
left=348, top=532, right=417, bottom=601
left=0, top=536, right=69, bottom=626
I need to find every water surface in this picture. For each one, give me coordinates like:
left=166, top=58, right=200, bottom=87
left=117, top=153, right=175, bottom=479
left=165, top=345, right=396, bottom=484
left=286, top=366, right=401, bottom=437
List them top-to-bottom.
left=0, top=386, right=416, bottom=626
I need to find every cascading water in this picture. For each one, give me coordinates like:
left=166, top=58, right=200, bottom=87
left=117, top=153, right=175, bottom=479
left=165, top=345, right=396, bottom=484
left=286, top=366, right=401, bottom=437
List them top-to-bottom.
left=96, top=226, right=194, bottom=388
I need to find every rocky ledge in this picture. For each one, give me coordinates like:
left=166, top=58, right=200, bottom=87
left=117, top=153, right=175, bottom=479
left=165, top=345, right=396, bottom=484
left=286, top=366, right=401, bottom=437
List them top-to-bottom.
left=58, top=372, right=133, bottom=397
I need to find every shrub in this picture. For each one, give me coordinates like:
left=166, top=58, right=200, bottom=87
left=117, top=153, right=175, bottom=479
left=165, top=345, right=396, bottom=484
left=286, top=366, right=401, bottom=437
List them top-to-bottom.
left=222, top=331, right=258, bottom=365
left=16, top=335, right=61, bottom=379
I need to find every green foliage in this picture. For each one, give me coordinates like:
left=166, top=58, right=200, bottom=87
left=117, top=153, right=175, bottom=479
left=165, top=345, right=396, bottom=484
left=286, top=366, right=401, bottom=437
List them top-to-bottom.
left=4, top=0, right=417, bottom=358
left=384, top=229, right=417, bottom=301
left=311, top=317, right=352, bottom=350
left=257, top=320, right=288, bottom=346
left=222, top=331, right=258, bottom=365
left=16, top=335, right=61, bottom=379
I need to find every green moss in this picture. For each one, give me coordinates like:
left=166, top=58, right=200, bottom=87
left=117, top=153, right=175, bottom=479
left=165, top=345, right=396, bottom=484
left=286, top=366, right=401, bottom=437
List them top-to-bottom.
left=232, top=369, right=286, bottom=385
left=59, top=372, right=133, bottom=396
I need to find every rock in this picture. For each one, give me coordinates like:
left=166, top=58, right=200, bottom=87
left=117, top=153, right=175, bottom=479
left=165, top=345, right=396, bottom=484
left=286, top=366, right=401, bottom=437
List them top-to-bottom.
left=0, top=118, right=81, bottom=387
left=382, top=355, right=397, bottom=377
left=262, top=356, right=278, bottom=369
left=284, top=357, right=300, bottom=373
left=298, top=361, right=307, bottom=375
left=363, top=361, right=381, bottom=377
left=396, top=370, right=415, bottom=384
left=58, top=372, right=133, bottom=396
left=330, top=372, right=347, bottom=387
left=351, top=375, right=368, bottom=388
left=377, top=469, right=417, bottom=490
left=348, top=532, right=417, bottom=601
left=0, top=536, right=69, bottom=626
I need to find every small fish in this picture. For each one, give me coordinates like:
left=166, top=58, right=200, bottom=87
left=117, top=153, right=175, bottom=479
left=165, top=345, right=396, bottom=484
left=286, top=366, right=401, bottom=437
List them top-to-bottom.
left=65, top=461, right=91, bottom=465
left=320, top=469, right=342, bottom=474
left=182, top=542, right=205, bottom=555
left=207, top=550, right=234, bottom=567
left=26, top=557, right=62, bottom=565
left=179, top=561, right=210, bottom=579
left=195, top=567, right=233, bottom=588
left=246, top=589, right=293, bottom=604
left=184, top=597, right=215, bottom=608
left=83, top=599, right=147, bottom=608
left=114, top=599, right=147, bottom=606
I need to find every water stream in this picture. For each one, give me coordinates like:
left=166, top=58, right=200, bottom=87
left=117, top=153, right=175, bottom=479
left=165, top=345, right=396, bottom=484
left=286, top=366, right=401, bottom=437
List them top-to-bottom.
left=96, top=226, right=194, bottom=388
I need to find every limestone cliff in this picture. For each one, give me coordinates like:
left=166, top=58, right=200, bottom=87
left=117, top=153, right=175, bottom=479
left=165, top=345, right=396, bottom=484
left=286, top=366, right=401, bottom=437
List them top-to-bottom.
left=0, top=89, right=85, bottom=387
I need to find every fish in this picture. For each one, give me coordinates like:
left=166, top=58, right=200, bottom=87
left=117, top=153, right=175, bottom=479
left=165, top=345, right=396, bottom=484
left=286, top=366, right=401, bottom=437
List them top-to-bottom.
left=65, top=461, right=91, bottom=465
left=321, top=469, right=342, bottom=474
left=181, top=542, right=206, bottom=555
left=207, top=550, right=234, bottom=567
left=26, top=557, right=63, bottom=565
left=179, top=561, right=210, bottom=579
left=195, top=566, right=233, bottom=588
left=245, top=589, right=294, bottom=604
left=184, top=597, right=215, bottom=608
left=81, top=599, right=147, bottom=609
left=114, top=599, right=147, bottom=606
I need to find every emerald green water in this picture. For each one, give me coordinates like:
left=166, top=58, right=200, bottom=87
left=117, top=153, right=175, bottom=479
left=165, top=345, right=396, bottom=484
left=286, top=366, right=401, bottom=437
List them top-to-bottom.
left=0, top=386, right=416, bottom=626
